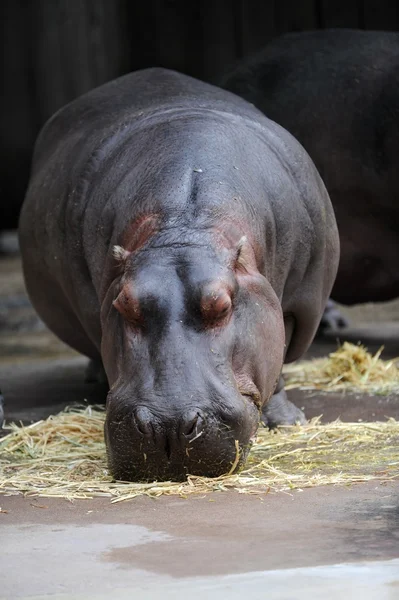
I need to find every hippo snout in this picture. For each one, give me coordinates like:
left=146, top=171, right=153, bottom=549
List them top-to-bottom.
left=104, top=395, right=259, bottom=482
left=133, top=406, right=204, bottom=442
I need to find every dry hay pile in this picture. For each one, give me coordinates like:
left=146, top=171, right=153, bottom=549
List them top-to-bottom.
left=1, top=342, right=398, bottom=502
left=283, top=342, right=399, bottom=395
left=1, top=406, right=398, bottom=502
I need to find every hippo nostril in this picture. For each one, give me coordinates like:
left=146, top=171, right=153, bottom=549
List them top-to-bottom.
left=134, top=407, right=155, bottom=437
left=181, top=411, right=204, bottom=439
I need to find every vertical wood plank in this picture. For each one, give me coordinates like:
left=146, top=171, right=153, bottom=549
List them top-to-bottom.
left=0, top=0, right=38, bottom=227
left=0, top=0, right=131, bottom=226
left=151, top=0, right=188, bottom=72
left=200, top=0, right=238, bottom=80
left=240, top=0, right=277, bottom=56
left=274, top=0, right=319, bottom=35
left=319, top=0, right=362, bottom=28
left=363, top=0, right=399, bottom=30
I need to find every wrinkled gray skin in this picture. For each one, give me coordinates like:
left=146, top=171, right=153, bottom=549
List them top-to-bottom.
left=221, top=29, right=399, bottom=312
left=19, top=68, right=339, bottom=481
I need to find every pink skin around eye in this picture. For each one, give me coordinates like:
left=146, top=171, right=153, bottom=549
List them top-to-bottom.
left=113, top=284, right=142, bottom=324
left=200, top=284, right=232, bottom=325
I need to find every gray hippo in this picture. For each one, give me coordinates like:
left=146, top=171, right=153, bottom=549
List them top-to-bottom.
left=221, top=29, right=399, bottom=316
left=19, top=68, right=339, bottom=481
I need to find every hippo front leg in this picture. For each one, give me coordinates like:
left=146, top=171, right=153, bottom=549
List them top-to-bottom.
left=261, top=376, right=306, bottom=428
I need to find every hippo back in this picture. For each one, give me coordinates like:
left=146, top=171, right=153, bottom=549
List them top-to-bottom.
left=20, top=68, right=339, bottom=363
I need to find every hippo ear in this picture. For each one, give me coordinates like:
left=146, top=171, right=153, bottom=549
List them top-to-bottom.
left=123, top=214, right=161, bottom=253
left=235, top=236, right=257, bottom=275
left=112, top=245, right=131, bottom=264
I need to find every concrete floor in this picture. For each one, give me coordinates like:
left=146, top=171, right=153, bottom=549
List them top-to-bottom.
left=1, top=241, right=399, bottom=599
left=1, top=485, right=399, bottom=599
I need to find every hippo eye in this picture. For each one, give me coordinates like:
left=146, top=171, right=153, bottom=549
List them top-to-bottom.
left=113, top=286, right=143, bottom=325
left=200, top=287, right=232, bottom=326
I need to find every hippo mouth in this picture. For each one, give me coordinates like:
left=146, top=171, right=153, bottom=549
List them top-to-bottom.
left=240, top=390, right=261, bottom=409
left=104, top=392, right=260, bottom=482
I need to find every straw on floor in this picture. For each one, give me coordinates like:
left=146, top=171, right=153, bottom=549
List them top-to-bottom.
left=283, top=341, right=399, bottom=395
left=1, top=342, right=398, bottom=502
left=1, top=406, right=398, bottom=502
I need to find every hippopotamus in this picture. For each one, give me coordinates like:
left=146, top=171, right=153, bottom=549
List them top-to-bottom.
left=220, top=29, right=399, bottom=314
left=18, top=68, right=339, bottom=481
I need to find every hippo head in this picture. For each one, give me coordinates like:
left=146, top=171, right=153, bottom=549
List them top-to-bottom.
left=100, top=215, right=284, bottom=481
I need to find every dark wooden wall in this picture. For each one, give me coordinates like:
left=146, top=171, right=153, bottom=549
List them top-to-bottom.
left=2, top=0, right=399, bottom=229
left=126, top=1, right=399, bottom=81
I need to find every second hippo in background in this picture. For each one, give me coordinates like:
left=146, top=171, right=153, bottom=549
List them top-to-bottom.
left=221, top=29, right=399, bottom=325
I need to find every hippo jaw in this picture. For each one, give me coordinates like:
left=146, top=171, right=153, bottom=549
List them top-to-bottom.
left=100, top=229, right=284, bottom=482
left=104, top=385, right=260, bottom=482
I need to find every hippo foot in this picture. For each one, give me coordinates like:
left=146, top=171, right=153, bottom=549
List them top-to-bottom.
left=317, top=299, right=349, bottom=336
left=85, top=359, right=108, bottom=384
left=261, top=377, right=306, bottom=428
left=0, top=389, right=4, bottom=428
